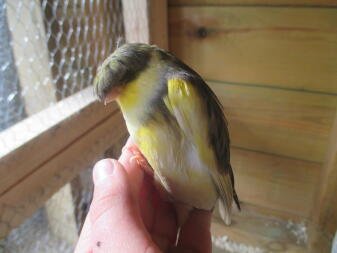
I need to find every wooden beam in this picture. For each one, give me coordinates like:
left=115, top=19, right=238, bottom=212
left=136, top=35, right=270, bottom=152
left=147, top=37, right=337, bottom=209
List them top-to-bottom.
left=122, top=0, right=168, bottom=49
left=122, top=0, right=150, bottom=44
left=149, top=0, right=168, bottom=49
left=169, top=0, right=337, bottom=7
left=0, top=87, right=127, bottom=238
left=0, top=88, right=113, bottom=194
left=0, top=88, right=109, bottom=242
left=0, top=107, right=126, bottom=239
left=309, top=110, right=337, bottom=252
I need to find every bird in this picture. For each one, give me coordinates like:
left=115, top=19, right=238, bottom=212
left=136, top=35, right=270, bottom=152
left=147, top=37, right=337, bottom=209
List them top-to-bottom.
left=93, top=42, right=240, bottom=231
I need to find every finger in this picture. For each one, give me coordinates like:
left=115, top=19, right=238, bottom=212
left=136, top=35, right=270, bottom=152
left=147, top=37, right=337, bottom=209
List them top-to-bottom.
left=120, top=139, right=153, bottom=231
left=90, top=159, right=159, bottom=253
left=138, top=173, right=178, bottom=251
left=139, top=173, right=156, bottom=231
left=150, top=191, right=177, bottom=252
left=176, top=209, right=212, bottom=253
left=74, top=214, right=93, bottom=253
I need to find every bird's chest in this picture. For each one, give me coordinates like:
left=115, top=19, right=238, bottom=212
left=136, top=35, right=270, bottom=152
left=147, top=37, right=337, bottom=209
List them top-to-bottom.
left=134, top=119, right=218, bottom=210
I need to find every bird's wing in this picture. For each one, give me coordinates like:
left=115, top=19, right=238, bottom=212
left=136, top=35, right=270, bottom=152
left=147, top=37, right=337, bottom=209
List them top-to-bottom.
left=164, top=77, right=236, bottom=224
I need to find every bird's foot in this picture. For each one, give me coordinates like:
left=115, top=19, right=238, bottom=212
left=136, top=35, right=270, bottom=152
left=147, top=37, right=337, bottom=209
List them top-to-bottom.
left=124, top=145, right=153, bottom=175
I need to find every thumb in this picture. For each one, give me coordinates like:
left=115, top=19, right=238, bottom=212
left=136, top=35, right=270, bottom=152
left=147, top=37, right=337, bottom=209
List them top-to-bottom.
left=89, top=159, right=158, bottom=253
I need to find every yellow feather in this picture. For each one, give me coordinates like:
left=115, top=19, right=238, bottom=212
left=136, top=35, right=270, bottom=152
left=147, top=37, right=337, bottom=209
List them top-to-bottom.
left=116, top=55, right=159, bottom=134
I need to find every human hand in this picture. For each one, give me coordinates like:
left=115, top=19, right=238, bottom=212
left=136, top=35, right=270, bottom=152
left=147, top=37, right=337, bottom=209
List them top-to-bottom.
left=74, top=139, right=212, bottom=253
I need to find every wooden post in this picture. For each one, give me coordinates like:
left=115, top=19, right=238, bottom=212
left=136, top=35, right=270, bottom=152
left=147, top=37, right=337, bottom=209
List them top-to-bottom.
left=6, top=0, right=55, bottom=115
left=122, top=0, right=168, bottom=49
left=149, top=0, right=168, bottom=49
left=309, top=110, right=337, bottom=252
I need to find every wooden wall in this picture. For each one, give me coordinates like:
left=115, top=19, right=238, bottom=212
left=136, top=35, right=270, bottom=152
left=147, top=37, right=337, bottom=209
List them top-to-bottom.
left=168, top=0, right=337, bottom=221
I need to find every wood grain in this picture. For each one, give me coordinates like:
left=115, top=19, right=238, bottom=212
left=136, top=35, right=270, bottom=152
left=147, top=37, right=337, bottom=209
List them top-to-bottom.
left=122, top=0, right=168, bottom=49
left=122, top=0, right=150, bottom=43
left=149, top=0, right=169, bottom=49
left=169, top=0, right=337, bottom=7
left=169, top=6, right=337, bottom=94
left=209, top=81, right=337, bottom=162
left=0, top=110, right=127, bottom=238
left=309, top=110, right=337, bottom=252
left=231, top=147, right=321, bottom=219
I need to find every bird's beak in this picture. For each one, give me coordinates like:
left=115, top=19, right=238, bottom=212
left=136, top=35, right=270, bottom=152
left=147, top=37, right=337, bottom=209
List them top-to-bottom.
left=103, top=89, right=121, bottom=105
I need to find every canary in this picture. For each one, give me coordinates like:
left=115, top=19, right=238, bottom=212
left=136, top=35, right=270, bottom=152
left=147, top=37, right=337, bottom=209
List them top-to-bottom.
left=94, top=43, right=240, bottom=228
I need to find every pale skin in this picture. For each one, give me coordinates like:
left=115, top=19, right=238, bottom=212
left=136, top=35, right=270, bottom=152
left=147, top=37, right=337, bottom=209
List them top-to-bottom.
left=74, top=138, right=212, bottom=253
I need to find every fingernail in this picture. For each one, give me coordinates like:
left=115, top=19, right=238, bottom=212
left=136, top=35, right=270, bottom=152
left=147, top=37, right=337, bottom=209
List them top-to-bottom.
left=94, top=159, right=115, bottom=183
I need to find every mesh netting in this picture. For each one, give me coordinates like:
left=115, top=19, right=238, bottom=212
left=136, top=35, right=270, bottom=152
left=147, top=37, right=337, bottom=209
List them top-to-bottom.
left=0, top=0, right=124, bottom=131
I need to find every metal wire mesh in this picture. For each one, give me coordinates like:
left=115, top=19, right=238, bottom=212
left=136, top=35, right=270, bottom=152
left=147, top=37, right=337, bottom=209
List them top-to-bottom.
left=0, top=0, right=124, bottom=132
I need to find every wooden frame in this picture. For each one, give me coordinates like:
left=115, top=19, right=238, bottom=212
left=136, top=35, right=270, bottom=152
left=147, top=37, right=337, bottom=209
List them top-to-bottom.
left=0, top=0, right=168, bottom=239
left=309, top=111, right=337, bottom=252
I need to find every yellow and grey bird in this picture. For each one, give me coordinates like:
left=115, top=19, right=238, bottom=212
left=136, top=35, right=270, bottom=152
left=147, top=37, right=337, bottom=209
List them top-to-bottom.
left=93, top=43, right=240, bottom=227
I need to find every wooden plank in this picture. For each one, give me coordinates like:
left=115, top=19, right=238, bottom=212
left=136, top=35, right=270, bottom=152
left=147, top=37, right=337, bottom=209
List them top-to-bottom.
left=122, top=0, right=168, bottom=49
left=122, top=0, right=150, bottom=44
left=149, top=0, right=168, bottom=49
left=169, top=0, right=337, bottom=7
left=169, top=6, right=337, bottom=94
left=209, top=81, right=337, bottom=162
left=0, top=87, right=117, bottom=195
left=0, top=87, right=123, bottom=239
left=0, top=109, right=127, bottom=238
left=308, top=110, right=337, bottom=252
left=231, top=147, right=321, bottom=219
left=211, top=211, right=307, bottom=253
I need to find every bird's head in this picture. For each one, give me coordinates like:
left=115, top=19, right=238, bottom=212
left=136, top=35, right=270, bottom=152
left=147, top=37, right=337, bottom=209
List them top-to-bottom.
left=93, top=43, right=153, bottom=104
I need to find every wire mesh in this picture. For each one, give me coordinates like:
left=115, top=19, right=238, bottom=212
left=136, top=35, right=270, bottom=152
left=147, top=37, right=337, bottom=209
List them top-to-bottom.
left=0, top=0, right=124, bottom=132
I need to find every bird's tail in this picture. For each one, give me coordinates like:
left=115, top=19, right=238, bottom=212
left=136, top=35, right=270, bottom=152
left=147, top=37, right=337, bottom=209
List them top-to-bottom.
left=218, top=189, right=241, bottom=225
left=234, top=189, right=241, bottom=211
left=218, top=199, right=232, bottom=225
